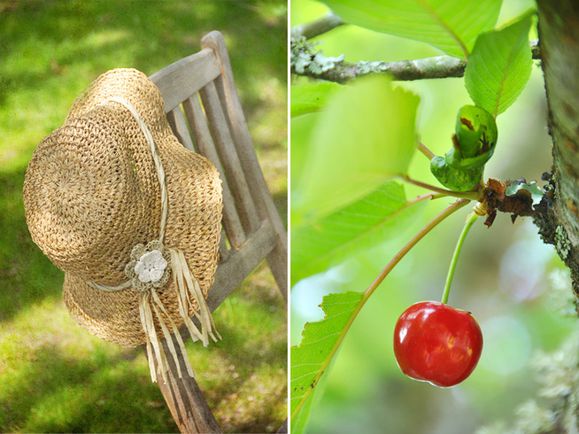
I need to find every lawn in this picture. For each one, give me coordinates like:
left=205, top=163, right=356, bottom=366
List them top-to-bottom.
left=0, top=1, right=287, bottom=432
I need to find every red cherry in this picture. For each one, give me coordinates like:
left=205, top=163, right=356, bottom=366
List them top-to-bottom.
left=393, top=301, right=483, bottom=387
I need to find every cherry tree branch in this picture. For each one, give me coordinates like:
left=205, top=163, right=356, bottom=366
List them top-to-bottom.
left=291, top=12, right=344, bottom=39
left=291, top=14, right=541, bottom=83
left=293, top=51, right=467, bottom=83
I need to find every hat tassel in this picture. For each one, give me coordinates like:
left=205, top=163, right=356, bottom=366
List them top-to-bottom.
left=139, top=248, right=220, bottom=383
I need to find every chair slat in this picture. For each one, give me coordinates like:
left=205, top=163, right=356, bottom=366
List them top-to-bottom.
left=202, top=32, right=287, bottom=300
left=202, top=35, right=281, bottom=231
left=150, top=48, right=221, bottom=113
left=199, top=82, right=260, bottom=233
left=183, top=95, right=247, bottom=249
left=167, top=108, right=195, bottom=151
left=208, top=220, right=276, bottom=310
left=177, top=221, right=276, bottom=335
left=218, top=229, right=230, bottom=262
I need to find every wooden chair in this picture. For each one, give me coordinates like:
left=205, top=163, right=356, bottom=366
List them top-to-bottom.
left=147, top=31, right=287, bottom=433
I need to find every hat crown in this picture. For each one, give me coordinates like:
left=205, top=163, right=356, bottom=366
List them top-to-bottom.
left=67, top=68, right=166, bottom=130
left=24, top=69, right=165, bottom=285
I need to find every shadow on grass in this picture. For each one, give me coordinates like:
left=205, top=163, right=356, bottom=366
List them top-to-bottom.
left=0, top=0, right=286, bottom=119
left=0, top=168, right=63, bottom=322
left=193, top=284, right=287, bottom=432
left=216, top=312, right=286, bottom=370
left=0, top=326, right=285, bottom=433
left=0, top=345, right=175, bottom=433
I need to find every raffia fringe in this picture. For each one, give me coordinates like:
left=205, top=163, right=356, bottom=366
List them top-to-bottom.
left=139, top=248, right=220, bottom=383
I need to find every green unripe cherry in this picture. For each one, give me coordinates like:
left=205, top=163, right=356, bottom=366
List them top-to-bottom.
left=429, top=105, right=497, bottom=192
left=430, top=156, right=484, bottom=192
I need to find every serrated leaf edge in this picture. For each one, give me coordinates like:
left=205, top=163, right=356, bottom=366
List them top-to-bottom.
left=290, top=291, right=364, bottom=420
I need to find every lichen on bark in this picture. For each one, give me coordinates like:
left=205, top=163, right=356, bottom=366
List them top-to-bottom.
left=534, top=0, right=579, bottom=310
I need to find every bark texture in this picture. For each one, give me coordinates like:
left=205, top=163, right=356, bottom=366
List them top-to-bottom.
left=535, top=0, right=579, bottom=305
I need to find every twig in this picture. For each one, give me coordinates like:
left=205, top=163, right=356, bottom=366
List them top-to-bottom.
left=292, top=12, right=344, bottom=39
left=291, top=15, right=542, bottom=83
left=293, top=54, right=467, bottom=83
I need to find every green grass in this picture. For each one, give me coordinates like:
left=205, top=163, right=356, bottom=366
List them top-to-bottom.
left=0, top=1, right=287, bottom=432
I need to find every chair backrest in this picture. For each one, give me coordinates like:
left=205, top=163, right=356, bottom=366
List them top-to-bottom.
left=149, top=31, right=287, bottom=307
left=145, top=32, right=287, bottom=433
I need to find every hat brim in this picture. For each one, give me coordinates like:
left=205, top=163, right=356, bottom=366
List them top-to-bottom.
left=25, top=69, right=223, bottom=347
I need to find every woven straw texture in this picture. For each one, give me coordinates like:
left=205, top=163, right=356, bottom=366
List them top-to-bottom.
left=23, top=69, right=223, bottom=347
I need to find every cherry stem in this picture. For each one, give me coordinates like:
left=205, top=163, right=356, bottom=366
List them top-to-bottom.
left=417, top=142, right=436, bottom=159
left=397, top=174, right=480, bottom=201
left=364, top=198, right=470, bottom=300
left=441, top=211, right=480, bottom=304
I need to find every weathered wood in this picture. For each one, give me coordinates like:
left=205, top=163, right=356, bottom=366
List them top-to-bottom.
left=148, top=30, right=287, bottom=434
left=202, top=31, right=288, bottom=301
left=150, top=48, right=221, bottom=113
left=199, top=82, right=260, bottom=234
left=183, top=95, right=246, bottom=249
left=167, top=107, right=195, bottom=151
left=176, top=220, right=276, bottom=338
left=208, top=220, right=276, bottom=309
left=175, top=221, right=276, bottom=344
left=218, top=229, right=230, bottom=263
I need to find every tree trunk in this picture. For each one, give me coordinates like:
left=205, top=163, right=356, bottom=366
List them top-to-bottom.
left=535, top=0, right=579, bottom=309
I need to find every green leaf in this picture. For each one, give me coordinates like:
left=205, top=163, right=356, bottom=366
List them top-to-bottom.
left=320, top=0, right=502, bottom=58
left=465, top=13, right=533, bottom=116
left=295, top=76, right=419, bottom=222
left=291, top=82, right=341, bottom=117
left=291, top=113, right=320, bottom=193
left=292, top=181, right=426, bottom=284
left=291, top=291, right=364, bottom=433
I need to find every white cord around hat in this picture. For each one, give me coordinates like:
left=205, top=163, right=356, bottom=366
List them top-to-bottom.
left=86, top=96, right=220, bottom=384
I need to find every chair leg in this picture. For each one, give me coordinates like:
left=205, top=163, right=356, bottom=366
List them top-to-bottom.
left=150, top=337, right=222, bottom=434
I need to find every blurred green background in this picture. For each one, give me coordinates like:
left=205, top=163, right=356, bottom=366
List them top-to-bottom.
left=0, top=0, right=287, bottom=432
left=291, top=1, right=577, bottom=433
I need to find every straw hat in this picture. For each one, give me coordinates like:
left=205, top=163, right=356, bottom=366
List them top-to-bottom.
left=23, top=68, right=223, bottom=382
